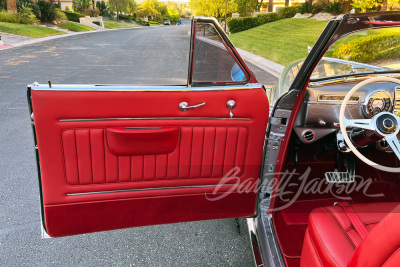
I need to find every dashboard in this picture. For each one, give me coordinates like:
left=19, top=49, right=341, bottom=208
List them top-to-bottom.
left=294, top=76, right=400, bottom=143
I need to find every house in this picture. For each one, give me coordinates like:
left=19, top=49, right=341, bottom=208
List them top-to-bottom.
left=58, top=0, right=74, bottom=11
left=260, top=0, right=302, bottom=13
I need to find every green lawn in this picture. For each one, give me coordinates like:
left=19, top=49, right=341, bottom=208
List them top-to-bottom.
left=229, top=18, right=329, bottom=66
left=103, top=20, right=138, bottom=29
left=57, top=21, right=95, bottom=32
left=0, top=22, right=65, bottom=38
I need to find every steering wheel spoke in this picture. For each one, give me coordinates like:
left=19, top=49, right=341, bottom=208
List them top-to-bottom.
left=345, top=118, right=373, bottom=130
left=386, top=136, right=400, bottom=160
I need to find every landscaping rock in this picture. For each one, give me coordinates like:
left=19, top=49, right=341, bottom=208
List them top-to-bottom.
left=311, top=12, right=336, bottom=21
left=294, top=13, right=313, bottom=18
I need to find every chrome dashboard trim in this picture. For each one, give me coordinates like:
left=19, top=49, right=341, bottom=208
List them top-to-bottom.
left=317, top=94, right=360, bottom=102
left=59, top=117, right=251, bottom=122
left=67, top=183, right=239, bottom=196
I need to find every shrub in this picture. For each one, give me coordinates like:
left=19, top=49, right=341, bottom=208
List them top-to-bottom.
left=17, top=0, right=41, bottom=19
left=37, top=0, right=56, bottom=23
left=324, top=1, right=344, bottom=15
left=296, top=2, right=324, bottom=14
left=297, top=2, right=311, bottom=13
left=311, top=3, right=324, bottom=13
left=278, top=6, right=297, bottom=18
left=0, top=7, right=38, bottom=24
left=18, top=7, right=39, bottom=24
left=86, top=7, right=100, bottom=17
left=55, top=8, right=67, bottom=22
left=0, top=10, right=19, bottom=23
left=62, top=10, right=84, bottom=22
left=257, top=12, right=278, bottom=24
left=227, top=13, right=279, bottom=33
left=119, top=14, right=133, bottom=20
left=227, top=17, right=261, bottom=33
left=136, top=19, right=149, bottom=26
left=332, top=28, right=400, bottom=63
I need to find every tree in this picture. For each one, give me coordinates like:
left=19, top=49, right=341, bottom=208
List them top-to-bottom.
left=7, top=0, right=17, bottom=12
left=73, top=0, right=91, bottom=13
left=109, top=0, right=135, bottom=20
left=139, top=0, right=161, bottom=20
left=190, top=0, right=234, bottom=17
left=233, top=0, right=264, bottom=16
left=234, top=0, right=254, bottom=16
left=268, top=0, right=273, bottom=12
left=351, top=0, right=383, bottom=11
left=387, top=0, right=400, bottom=10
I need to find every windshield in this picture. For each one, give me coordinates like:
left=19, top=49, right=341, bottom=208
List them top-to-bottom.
left=278, top=27, right=400, bottom=97
left=313, top=27, right=400, bottom=78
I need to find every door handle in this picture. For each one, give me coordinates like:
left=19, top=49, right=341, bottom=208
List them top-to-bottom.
left=179, top=101, right=206, bottom=111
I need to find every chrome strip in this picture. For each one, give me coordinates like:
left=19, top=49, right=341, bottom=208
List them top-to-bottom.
left=29, top=83, right=262, bottom=92
left=317, top=94, right=360, bottom=102
left=59, top=117, right=251, bottom=122
left=67, top=183, right=239, bottom=196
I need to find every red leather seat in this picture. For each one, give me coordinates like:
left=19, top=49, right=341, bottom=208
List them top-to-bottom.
left=300, top=202, right=400, bottom=267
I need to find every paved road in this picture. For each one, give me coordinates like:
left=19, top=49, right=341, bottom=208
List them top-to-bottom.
left=0, top=24, right=277, bottom=266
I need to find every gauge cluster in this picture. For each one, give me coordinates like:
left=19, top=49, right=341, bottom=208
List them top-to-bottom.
left=364, top=91, right=392, bottom=117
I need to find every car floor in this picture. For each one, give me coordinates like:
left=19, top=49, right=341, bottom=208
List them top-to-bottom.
left=271, top=136, right=400, bottom=267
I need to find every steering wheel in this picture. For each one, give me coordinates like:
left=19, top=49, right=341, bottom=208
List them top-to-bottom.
left=339, top=76, right=400, bottom=173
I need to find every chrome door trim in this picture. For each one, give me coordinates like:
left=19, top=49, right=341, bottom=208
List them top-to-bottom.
left=29, top=83, right=262, bottom=91
left=59, top=117, right=251, bottom=122
left=67, top=183, right=239, bottom=196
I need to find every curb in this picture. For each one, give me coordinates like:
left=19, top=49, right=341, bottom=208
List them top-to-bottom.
left=0, top=44, right=14, bottom=49
left=236, top=48, right=284, bottom=79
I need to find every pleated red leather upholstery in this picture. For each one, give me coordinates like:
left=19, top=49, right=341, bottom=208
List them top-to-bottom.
left=62, top=127, right=248, bottom=184
left=300, top=202, right=400, bottom=267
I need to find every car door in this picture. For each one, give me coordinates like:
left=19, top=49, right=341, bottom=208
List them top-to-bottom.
left=28, top=17, right=269, bottom=237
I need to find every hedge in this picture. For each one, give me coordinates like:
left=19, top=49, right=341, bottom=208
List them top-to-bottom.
left=278, top=6, right=297, bottom=19
left=62, top=10, right=84, bottom=22
left=227, top=13, right=278, bottom=33
left=118, top=14, right=133, bottom=20
left=332, top=28, right=400, bottom=63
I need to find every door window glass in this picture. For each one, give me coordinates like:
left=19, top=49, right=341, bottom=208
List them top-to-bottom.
left=192, top=22, right=248, bottom=84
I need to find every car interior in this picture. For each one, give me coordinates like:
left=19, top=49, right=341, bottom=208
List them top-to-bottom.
left=267, top=15, right=400, bottom=267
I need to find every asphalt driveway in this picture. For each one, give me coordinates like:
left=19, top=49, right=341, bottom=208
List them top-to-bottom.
left=0, top=24, right=277, bottom=266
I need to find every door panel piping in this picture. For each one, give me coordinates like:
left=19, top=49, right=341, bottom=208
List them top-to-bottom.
left=67, top=183, right=239, bottom=196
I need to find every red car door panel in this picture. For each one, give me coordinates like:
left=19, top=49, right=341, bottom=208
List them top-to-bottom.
left=30, top=87, right=269, bottom=237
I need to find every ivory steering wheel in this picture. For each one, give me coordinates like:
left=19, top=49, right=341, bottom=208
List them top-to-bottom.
left=339, top=76, right=400, bottom=173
